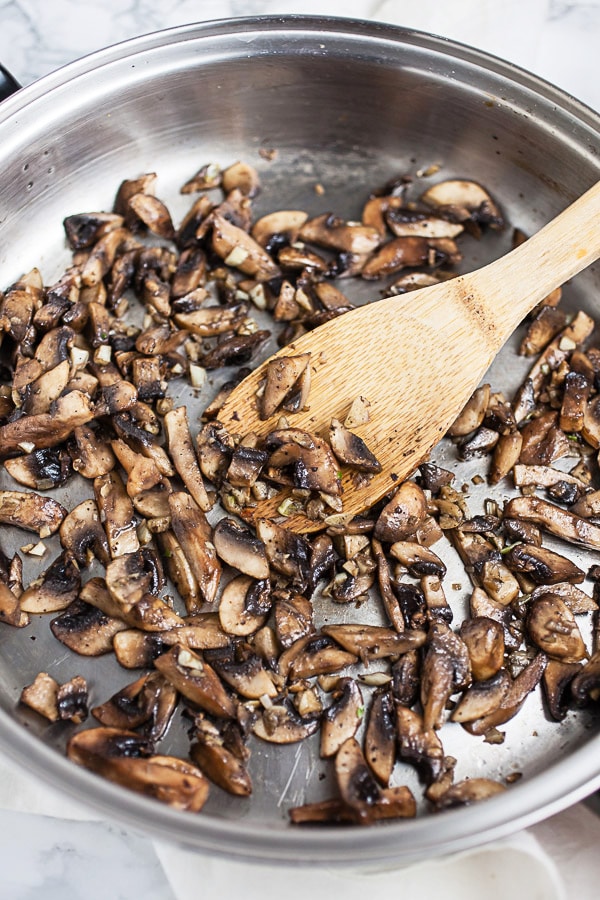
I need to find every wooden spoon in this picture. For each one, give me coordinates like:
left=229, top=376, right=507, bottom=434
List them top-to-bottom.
left=217, top=180, right=600, bottom=532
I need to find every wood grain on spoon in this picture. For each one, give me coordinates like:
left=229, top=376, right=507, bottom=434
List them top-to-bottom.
left=218, top=180, right=600, bottom=532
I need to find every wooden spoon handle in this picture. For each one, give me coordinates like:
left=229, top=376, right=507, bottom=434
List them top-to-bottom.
left=471, top=179, right=600, bottom=336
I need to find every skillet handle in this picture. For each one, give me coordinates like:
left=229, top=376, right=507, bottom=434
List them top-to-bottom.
left=0, top=63, right=21, bottom=102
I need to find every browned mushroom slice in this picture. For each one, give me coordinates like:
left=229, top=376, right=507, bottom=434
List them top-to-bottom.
left=180, top=163, right=221, bottom=194
left=420, top=179, right=503, bottom=228
left=126, top=192, right=174, bottom=239
left=385, top=207, right=464, bottom=239
left=251, top=210, right=308, bottom=248
left=63, top=211, right=125, bottom=250
left=299, top=213, right=381, bottom=255
left=211, top=214, right=280, bottom=281
left=81, top=227, right=132, bottom=287
left=361, top=236, right=460, bottom=280
left=277, top=245, right=330, bottom=273
left=0, top=268, right=43, bottom=342
left=173, top=303, right=248, bottom=337
left=519, top=305, right=568, bottom=356
left=521, top=311, right=594, bottom=406
left=200, top=330, right=271, bottom=370
left=259, top=353, right=312, bottom=420
left=22, top=360, right=71, bottom=417
left=559, top=371, right=591, bottom=433
left=447, top=384, right=491, bottom=437
left=582, top=395, right=600, bottom=448
left=163, top=406, right=211, bottom=512
left=518, top=411, right=570, bottom=467
left=328, top=418, right=381, bottom=473
left=196, top=422, right=235, bottom=486
left=67, top=424, right=116, bottom=479
left=265, top=427, right=341, bottom=495
left=488, top=430, right=523, bottom=485
left=226, top=442, right=269, bottom=488
left=4, top=447, right=72, bottom=492
left=512, top=463, right=587, bottom=493
left=94, top=470, right=139, bottom=558
left=373, top=481, right=428, bottom=543
left=571, top=488, right=600, bottom=519
left=0, top=490, right=66, bottom=537
left=168, top=492, right=221, bottom=606
left=503, top=496, right=600, bottom=551
left=59, top=499, right=110, bottom=567
left=212, top=517, right=269, bottom=579
left=255, top=518, right=311, bottom=588
left=156, top=530, right=200, bottom=615
left=372, top=538, right=405, bottom=632
left=389, top=541, right=446, bottom=578
left=504, top=543, right=584, bottom=586
left=20, top=551, right=81, bottom=614
left=105, top=551, right=153, bottom=613
left=219, top=575, right=271, bottom=637
left=420, top=575, right=453, bottom=625
left=0, top=579, right=28, bottom=628
left=531, top=582, right=597, bottom=614
left=469, top=587, right=523, bottom=652
left=273, top=590, right=313, bottom=648
left=527, top=595, right=587, bottom=662
left=50, top=598, right=128, bottom=656
left=113, top=614, right=230, bottom=669
left=459, top=616, right=505, bottom=681
left=421, top=621, right=471, bottom=731
left=322, top=624, right=426, bottom=661
left=279, top=633, right=358, bottom=680
left=154, top=644, right=236, bottom=718
left=209, top=645, right=278, bottom=700
left=392, top=649, right=420, bottom=707
left=570, top=652, right=600, bottom=704
left=464, top=653, right=547, bottom=735
left=542, top=658, right=582, bottom=720
left=451, top=669, right=511, bottom=723
left=92, top=671, right=177, bottom=740
left=20, top=672, right=60, bottom=721
left=56, top=675, right=89, bottom=724
left=319, top=677, right=363, bottom=759
left=364, top=687, right=396, bottom=785
left=253, top=697, right=320, bottom=744
left=396, top=704, right=445, bottom=784
left=190, top=715, right=252, bottom=796
left=67, top=727, right=209, bottom=812
left=333, top=737, right=384, bottom=825
left=432, top=778, right=506, bottom=810
left=288, top=788, right=416, bottom=825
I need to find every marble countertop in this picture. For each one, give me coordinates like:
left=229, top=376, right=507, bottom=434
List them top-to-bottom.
left=0, top=1, right=599, bottom=898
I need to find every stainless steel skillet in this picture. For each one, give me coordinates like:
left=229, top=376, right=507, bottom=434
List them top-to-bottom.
left=0, top=15, right=598, bottom=866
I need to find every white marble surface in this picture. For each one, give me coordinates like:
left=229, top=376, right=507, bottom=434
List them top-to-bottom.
left=0, top=0, right=599, bottom=898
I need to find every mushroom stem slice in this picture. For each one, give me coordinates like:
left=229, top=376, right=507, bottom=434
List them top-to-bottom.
left=163, top=406, right=211, bottom=512
left=94, top=471, right=140, bottom=558
left=0, top=490, right=66, bottom=537
left=168, top=492, right=222, bottom=606
left=503, top=496, right=600, bottom=551
left=420, top=621, right=471, bottom=731
left=322, top=624, right=426, bottom=661
left=154, top=644, right=236, bottom=719
left=320, top=677, right=364, bottom=759
left=364, top=687, right=396, bottom=785
left=396, top=703, right=445, bottom=785
left=190, top=716, right=252, bottom=797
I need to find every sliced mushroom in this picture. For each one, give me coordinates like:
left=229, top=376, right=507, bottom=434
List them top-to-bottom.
left=420, top=179, right=503, bottom=229
left=385, top=207, right=464, bottom=239
left=251, top=210, right=308, bottom=248
left=299, top=213, right=381, bottom=255
left=211, top=214, right=280, bottom=282
left=361, top=236, right=461, bottom=280
left=0, top=268, right=43, bottom=342
left=519, top=305, right=568, bottom=357
left=260, top=353, right=312, bottom=420
left=23, top=359, right=71, bottom=416
left=448, top=384, right=491, bottom=437
left=1, top=391, right=96, bottom=458
left=163, top=406, right=211, bottom=512
left=518, top=411, right=570, bottom=466
left=329, top=418, right=381, bottom=473
left=265, top=427, right=341, bottom=495
left=226, top=443, right=269, bottom=488
left=4, top=447, right=73, bottom=492
left=94, top=470, right=139, bottom=558
left=374, top=481, right=428, bottom=543
left=0, top=490, right=66, bottom=537
left=168, top=491, right=221, bottom=606
left=503, top=496, right=600, bottom=551
left=59, top=499, right=111, bottom=567
left=212, top=517, right=269, bottom=579
left=255, top=518, right=311, bottom=588
left=372, top=538, right=405, bottom=632
left=389, top=541, right=446, bottom=578
left=504, top=543, right=584, bottom=585
left=20, top=551, right=81, bottom=613
left=105, top=551, right=153, bottom=613
left=218, top=575, right=271, bottom=637
left=420, top=575, right=453, bottom=625
left=0, top=578, right=28, bottom=628
left=531, top=582, right=597, bottom=614
left=469, top=586, right=523, bottom=652
left=273, top=590, right=313, bottom=649
left=527, top=595, right=587, bottom=662
left=50, top=598, right=128, bottom=656
left=113, top=616, right=231, bottom=669
left=459, top=616, right=505, bottom=681
left=421, top=621, right=471, bottom=730
left=322, top=623, right=426, bottom=660
left=278, top=633, right=358, bottom=681
left=154, top=644, right=236, bottom=718
left=209, top=644, right=279, bottom=700
left=392, top=649, right=421, bottom=707
left=570, top=652, right=600, bottom=704
left=463, top=653, right=547, bottom=735
left=542, top=658, right=582, bottom=720
left=451, top=669, right=511, bottom=723
left=92, top=671, right=177, bottom=740
left=20, top=672, right=61, bottom=721
left=56, top=675, right=89, bottom=724
left=320, top=677, right=363, bottom=759
left=364, top=687, right=396, bottom=785
left=253, top=697, right=320, bottom=744
left=396, top=704, right=445, bottom=784
left=190, top=714, right=252, bottom=796
left=67, top=727, right=209, bottom=812
left=432, top=778, right=506, bottom=809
